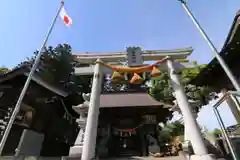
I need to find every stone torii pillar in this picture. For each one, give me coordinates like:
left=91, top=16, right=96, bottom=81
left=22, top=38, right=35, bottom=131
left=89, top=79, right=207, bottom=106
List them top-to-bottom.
left=166, top=57, right=215, bottom=160
left=81, top=59, right=103, bottom=160
left=173, top=100, right=199, bottom=153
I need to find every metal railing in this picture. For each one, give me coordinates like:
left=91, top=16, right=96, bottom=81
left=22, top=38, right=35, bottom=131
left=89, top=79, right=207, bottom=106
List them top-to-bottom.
left=212, top=91, right=240, bottom=160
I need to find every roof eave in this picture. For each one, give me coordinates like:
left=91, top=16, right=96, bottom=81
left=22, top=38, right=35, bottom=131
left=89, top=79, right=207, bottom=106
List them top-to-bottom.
left=191, top=9, right=240, bottom=87
left=221, top=9, right=240, bottom=53
left=0, top=67, right=68, bottom=97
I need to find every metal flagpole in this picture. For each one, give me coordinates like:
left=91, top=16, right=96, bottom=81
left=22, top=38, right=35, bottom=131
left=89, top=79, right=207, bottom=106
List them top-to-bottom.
left=178, top=0, right=240, bottom=91
left=0, top=1, right=64, bottom=155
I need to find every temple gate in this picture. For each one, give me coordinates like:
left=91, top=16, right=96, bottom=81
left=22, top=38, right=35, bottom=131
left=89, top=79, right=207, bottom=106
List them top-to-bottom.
left=70, top=47, right=214, bottom=160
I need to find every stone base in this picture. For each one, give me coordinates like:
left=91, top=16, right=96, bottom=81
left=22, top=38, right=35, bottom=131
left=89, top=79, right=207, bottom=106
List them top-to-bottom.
left=182, top=141, right=194, bottom=154
left=69, top=145, right=83, bottom=158
left=190, top=154, right=217, bottom=160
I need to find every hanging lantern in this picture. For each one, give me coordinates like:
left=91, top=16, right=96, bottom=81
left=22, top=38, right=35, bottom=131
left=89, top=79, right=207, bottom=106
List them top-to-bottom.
left=151, top=66, right=161, bottom=77
left=111, top=71, right=125, bottom=83
left=129, top=73, right=144, bottom=84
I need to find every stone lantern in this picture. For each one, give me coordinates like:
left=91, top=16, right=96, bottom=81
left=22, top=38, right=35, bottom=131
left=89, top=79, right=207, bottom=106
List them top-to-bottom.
left=69, top=93, right=90, bottom=158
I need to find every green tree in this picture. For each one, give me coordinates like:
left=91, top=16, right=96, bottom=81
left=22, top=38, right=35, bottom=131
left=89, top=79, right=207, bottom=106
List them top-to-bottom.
left=16, top=44, right=92, bottom=94
left=149, top=63, right=217, bottom=112
left=0, top=67, right=9, bottom=73
left=158, top=120, right=185, bottom=143
left=163, top=121, right=184, bottom=136
left=212, top=128, right=222, bottom=137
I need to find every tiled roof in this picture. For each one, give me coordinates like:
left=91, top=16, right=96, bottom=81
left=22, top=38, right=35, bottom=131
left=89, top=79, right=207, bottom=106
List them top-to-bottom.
left=100, top=92, right=172, bottom=108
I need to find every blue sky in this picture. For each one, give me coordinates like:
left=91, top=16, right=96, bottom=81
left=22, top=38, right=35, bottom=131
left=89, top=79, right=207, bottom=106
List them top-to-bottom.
left=1, top=0, right=240, bottom=130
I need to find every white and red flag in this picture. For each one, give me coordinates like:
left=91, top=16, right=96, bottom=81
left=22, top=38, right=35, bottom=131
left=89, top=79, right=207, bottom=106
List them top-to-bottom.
left=60, top=6, right=72, bottom=26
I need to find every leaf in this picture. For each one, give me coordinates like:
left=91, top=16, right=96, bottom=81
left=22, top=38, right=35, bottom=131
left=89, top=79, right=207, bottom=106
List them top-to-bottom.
left=15, top=44, right=92, bottom=94
left=149, top=63, right=216, bottom=109
left=0, top=67, right=9, bottom=73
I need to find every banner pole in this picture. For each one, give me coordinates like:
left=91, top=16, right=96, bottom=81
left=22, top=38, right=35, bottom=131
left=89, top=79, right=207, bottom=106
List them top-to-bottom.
left=178, top=0, right=240, bottom=91
left=0, top=1, right=64, bottom=155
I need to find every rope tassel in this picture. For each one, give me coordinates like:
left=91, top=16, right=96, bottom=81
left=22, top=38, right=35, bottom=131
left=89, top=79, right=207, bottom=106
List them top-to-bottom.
left=151, top=66, right=161, bottom=77
left=130, top=73, right=144, bottom=84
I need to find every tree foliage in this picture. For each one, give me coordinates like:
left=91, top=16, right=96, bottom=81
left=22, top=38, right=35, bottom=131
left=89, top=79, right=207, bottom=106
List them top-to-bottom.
left=16, top=44, right=92, bottom=94
left=149, top=63, right=217, bottom=112
left=0, top=67, right=9, bottom=74
left=158, top=120, right=184, bottom=143
left=212, top=128, right=222, bottom=137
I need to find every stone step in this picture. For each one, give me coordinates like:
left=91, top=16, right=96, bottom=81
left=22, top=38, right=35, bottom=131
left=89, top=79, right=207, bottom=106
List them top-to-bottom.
left=0, top=156, right=186, bottom=160
left=99, top=156, right=186, bottom=160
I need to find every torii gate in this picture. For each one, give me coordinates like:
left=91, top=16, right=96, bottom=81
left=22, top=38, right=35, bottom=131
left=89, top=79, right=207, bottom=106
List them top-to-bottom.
left=0, top=0, right=234, bottom=159
left=72, top=47, right=215, bottom=160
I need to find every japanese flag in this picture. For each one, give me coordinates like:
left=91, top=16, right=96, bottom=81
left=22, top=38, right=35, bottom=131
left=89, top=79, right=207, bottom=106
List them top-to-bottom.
left=60, top=7, right=72, bottom=27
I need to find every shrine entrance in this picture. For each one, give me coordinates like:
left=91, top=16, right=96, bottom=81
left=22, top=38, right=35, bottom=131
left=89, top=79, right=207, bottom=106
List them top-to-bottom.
left=97, top=106, right=156, bottom=157
left=109, top=117, right=144, bottom=156
left=110, top=129, right=143, bottom=156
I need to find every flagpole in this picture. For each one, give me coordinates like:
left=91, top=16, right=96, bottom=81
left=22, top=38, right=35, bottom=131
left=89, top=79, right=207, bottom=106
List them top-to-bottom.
left=178, top=0, right=240, bottom=91
left=0, top=1, right=64, bottom=155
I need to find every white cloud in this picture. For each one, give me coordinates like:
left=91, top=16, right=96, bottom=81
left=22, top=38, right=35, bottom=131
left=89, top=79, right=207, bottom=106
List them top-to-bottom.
left=170, top=94, right=237, bottom=131
left=197, top=95, right=237, bottom=131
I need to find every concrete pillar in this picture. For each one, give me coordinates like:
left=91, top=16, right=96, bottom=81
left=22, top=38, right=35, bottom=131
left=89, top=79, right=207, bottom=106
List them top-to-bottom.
left=166, top=58, right=215, bottom=160
left=81, top=60, right=103, bottom=160
left=222, top=89, right=240, bottom=124
left=176, top=106, right=196, bottom=152
left=183, top=110, right=198, bottom=154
